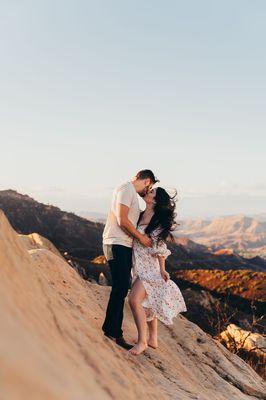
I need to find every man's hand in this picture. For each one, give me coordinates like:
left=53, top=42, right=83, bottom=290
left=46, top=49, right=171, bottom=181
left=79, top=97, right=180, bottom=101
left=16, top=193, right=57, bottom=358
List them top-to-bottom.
left=139, top=234, right=152, bottom=247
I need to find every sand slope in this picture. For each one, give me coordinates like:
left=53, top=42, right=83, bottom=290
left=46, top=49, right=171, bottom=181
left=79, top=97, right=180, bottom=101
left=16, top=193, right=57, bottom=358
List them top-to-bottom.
left=0, top=210, right=265, bottom=400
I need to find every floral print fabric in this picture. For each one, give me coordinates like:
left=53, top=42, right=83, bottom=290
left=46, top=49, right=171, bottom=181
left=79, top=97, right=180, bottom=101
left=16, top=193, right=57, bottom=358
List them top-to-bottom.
left=132, top=225, right=187, bottom=325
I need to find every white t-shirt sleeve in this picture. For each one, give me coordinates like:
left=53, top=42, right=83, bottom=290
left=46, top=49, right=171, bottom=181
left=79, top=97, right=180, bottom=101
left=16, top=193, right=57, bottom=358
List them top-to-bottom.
left=116, top=185, right=133, bottom=208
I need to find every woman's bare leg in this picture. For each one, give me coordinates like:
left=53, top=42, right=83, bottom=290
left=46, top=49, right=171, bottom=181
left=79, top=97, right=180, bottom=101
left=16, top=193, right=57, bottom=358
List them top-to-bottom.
left=128, top=278, right=148, bottom=355
left=147, top=318, right=158, bottom=348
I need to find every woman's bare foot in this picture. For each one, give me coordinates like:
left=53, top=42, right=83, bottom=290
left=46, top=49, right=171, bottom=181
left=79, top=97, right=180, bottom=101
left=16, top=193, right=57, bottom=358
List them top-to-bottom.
left=147, top=337, right=158, bottom=349
left=128, top=341, right=147, bottom=355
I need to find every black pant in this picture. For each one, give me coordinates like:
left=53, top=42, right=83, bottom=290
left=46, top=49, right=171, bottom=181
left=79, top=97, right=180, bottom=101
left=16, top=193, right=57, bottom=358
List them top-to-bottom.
left=102, top=244, right=132, bottom=338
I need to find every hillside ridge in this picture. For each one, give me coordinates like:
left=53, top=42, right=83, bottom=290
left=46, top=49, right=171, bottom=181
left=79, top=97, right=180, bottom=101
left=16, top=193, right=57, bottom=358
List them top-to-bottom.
left=0, top=210, right=265, bottom=400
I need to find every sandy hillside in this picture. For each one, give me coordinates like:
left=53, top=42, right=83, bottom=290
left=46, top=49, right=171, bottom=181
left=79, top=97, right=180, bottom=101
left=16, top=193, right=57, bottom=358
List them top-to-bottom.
left=0, top=210, right=265, bottom=400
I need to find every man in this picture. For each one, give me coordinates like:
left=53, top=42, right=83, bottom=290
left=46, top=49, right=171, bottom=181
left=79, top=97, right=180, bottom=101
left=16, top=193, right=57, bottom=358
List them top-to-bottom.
left=102, top=169, right=159, bottom=349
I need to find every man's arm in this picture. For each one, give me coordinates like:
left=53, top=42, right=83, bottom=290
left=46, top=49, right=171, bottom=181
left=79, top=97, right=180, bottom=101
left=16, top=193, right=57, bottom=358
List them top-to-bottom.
left=117, top=203, right=152, bottom=247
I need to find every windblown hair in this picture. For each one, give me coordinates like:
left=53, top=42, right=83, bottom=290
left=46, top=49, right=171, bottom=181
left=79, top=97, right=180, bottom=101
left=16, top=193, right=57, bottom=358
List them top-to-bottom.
left=136, top=169, right=159, bottom=184
left=144, top=187, right=178, bottom=242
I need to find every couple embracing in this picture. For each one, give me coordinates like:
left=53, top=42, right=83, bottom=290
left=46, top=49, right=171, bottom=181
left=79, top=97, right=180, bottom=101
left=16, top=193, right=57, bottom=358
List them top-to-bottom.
left=102, top=169, right=187, bottom=355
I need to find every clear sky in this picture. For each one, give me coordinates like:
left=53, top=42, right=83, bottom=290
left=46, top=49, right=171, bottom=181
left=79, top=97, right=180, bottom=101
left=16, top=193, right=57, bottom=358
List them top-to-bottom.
left=1, top=1, right=265, bottom=218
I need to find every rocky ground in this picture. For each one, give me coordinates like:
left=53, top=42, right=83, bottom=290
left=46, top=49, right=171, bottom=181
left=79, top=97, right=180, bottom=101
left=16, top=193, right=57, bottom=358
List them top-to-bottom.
left=0, top=209, right=265, bottom=400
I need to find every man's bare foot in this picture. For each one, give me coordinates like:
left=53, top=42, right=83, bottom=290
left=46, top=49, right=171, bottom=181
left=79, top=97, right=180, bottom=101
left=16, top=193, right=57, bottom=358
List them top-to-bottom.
left=147, top=337, right=158, bottom=349
left=128, top=342, right=147, bottom=356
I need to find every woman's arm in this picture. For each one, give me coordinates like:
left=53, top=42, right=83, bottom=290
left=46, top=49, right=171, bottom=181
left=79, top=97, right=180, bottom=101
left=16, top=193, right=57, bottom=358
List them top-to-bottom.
left=147, top=237, right=171, bottom=259
left=158, top=255, right=170, bottom=281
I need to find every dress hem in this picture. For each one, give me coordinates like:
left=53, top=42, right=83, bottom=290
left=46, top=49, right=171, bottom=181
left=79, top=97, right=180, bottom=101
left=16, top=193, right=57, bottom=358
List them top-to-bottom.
left=132, top=274, right=187, bottom=325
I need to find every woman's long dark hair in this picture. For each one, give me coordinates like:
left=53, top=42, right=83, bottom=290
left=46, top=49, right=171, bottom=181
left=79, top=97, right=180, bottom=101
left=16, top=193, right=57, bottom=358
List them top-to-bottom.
left=143, top=187, right=179, bottom=242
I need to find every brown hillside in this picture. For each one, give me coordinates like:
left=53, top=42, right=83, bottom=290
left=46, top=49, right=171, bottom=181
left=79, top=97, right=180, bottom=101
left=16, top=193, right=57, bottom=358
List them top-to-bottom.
left=0, top=210, right=265, bottom=399
left=173, top=269, right=266, bottom=302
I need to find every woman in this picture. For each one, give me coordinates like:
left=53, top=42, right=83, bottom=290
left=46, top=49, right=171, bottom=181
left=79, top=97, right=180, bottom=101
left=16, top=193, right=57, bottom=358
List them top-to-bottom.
left=128, top=187, right=187, bottom=356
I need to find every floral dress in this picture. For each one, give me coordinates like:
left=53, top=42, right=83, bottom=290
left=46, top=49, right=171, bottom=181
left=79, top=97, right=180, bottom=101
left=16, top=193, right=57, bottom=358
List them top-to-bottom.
left=132, top=225, right=187, bottom=325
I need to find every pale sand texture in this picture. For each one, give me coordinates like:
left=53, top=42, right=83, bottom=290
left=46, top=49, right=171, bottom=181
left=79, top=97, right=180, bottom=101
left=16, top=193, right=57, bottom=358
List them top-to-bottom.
left=0, top=210, right=265, bottom=400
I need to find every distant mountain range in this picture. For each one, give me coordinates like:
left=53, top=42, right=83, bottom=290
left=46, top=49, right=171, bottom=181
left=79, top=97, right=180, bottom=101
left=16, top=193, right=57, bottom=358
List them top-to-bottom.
left=1, top=189, right=266, bottom=272
left=79, top=210, right=266, bottom=259
left=78, top=211, right=107, bottom=223
left=80, top=211, right=266, bottom=224
left=250, top=213, right=266, bottom=222
left=175, top=214, right=266, bottom=260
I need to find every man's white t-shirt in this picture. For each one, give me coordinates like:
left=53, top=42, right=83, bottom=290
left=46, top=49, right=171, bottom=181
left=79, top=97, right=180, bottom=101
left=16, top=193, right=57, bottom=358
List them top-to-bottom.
left=103, top=181, right=141, bottom=248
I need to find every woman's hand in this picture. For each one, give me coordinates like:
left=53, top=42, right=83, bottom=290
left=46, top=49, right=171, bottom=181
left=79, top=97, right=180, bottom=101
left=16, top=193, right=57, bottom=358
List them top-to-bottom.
left=160, top=270, right=170, bottom=282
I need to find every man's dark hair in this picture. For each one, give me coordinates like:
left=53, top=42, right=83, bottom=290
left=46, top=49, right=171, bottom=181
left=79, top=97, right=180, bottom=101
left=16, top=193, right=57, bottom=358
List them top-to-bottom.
left=135, top=169, right=159, bottom=184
